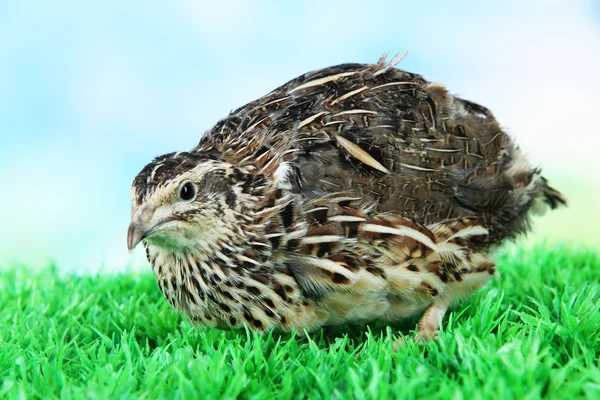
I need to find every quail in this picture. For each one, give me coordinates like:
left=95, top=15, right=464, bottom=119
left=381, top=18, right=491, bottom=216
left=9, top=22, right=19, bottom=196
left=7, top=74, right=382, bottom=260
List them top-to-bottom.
left=127, top=54, right=565, bottom=341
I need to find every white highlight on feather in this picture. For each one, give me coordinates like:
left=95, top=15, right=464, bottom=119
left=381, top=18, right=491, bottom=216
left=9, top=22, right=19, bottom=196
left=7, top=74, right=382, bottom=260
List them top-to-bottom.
left=289, top=71, right=357, bottom=93
left=367, top=81, right=419, bottom=92
left=331, top=86, right=369, bottom=105
left=261, top=96, right=291, bottom=108
left=332, top=109, right=378, bottom=116
left=297, top=111, right=329, bottom=129
left=323, top=120, right=345, bottom=126
left=369, top=125, right=394, bottom=129
left=482, top=132, right=503, bottom=146
left=336, top=135, right=390, bottom=174
left=424, top=147, right=462, bottom=153
left=282, top=149, right=298, bottom=156
left=255, top=150, right=271, bottom=163
left=258, top=155, right=279, bottom=174
left=148, top=162, right=164, bottom=184
left=274, top=162, right=294, bottom=189
left=400, top=163, right=435, bottom=172
left=319, top=179, right=343, bottom=188
left=326, top=195, right=363, bottom=203
left=254, top=204, right=281, bottom=217
left=305, top=207, right=329, bottom=214
left=327, top=215, right=367, bottom=222
left=283, top=224, right=308, bottom=240
left=360, top=224, right=438, bottom=251
left=447, top=226, right=489, bottom=241
left=264, top=233, right=284, bottom=239
left=300, top=235, right=345, bottom=244
left=249, top=241, right=270, bottom=247
left=435, top=242, right=468, bottom=265
left=213, top=249, right=234, bottom=265
left=236, top=254, right=261, bottom=266
left=304, top=257, right=355, bottom=281
left=211, top=263, right=229, bottom=282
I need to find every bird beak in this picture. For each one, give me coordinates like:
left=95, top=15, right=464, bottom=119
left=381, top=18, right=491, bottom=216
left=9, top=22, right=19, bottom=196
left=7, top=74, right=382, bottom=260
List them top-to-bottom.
left=127, top=205, right=156, bottom=251
left=127, top=222, right=145, bottom=251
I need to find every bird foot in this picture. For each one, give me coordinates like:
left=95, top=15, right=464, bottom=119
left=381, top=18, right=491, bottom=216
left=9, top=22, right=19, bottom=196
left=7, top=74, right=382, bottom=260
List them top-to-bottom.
left=392, top=298, right=450, bottom=351
left=391, top=331, right=437, bottom=352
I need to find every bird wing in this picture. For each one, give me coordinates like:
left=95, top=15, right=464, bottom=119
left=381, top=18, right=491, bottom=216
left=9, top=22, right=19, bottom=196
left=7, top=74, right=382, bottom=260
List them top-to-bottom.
left=197, top=60, right=542, bottom=241
left=277, top=193, right=497, bottom=323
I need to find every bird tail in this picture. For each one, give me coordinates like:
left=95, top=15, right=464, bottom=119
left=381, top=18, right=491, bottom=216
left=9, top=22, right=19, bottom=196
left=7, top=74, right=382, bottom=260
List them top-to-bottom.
left=529, top=176, right=566, bottom=217
left=530, top=176, right=567, bottom=215
left=540, top=177, right=567, bottom=209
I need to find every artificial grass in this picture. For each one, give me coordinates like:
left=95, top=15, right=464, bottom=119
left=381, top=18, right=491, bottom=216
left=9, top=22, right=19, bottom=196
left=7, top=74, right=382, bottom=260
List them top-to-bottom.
left=0, top=243, right=599, bottom=399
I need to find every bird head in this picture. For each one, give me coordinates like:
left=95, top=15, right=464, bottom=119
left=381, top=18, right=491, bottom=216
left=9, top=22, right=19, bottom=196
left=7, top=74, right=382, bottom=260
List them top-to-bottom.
left=127, top=151, right=265, bottom=258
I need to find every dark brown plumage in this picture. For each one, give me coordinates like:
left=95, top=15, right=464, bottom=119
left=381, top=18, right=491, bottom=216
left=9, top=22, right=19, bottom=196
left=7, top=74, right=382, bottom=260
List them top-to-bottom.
left=127, top=55, right=565, bottom=341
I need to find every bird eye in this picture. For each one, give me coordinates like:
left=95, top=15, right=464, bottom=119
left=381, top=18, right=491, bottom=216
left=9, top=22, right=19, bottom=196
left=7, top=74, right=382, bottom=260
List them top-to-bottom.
left=179, top=181, right=197, bottom=201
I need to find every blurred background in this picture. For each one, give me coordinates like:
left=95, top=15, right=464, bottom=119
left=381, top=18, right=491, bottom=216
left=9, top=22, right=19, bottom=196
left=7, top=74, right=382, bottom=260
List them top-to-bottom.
left=1, top=0, right=599, bottom=273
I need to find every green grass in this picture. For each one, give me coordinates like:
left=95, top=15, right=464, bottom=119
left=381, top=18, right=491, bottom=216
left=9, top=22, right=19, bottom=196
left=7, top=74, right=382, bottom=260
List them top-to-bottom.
left=1, top=243, right=599, bottom=399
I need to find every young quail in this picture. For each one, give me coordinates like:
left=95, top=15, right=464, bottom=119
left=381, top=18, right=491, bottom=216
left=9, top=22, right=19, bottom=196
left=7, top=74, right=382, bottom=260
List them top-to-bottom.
left=127, top=54, right=565, bottom=341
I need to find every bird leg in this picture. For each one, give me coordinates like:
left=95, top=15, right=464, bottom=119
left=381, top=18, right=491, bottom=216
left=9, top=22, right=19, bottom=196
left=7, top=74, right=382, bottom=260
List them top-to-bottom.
left=392, top=296, right=452, bottom=351
left=415, top=296, right=451, bottom=342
